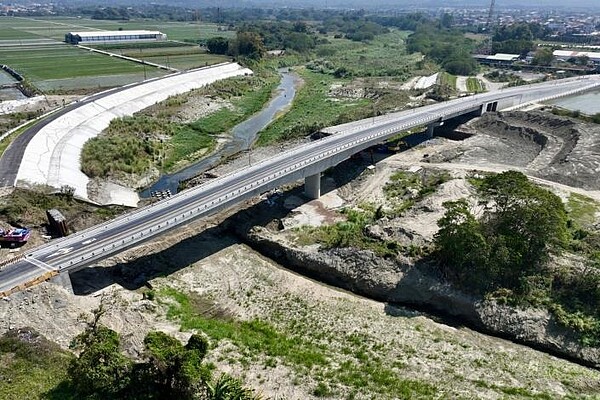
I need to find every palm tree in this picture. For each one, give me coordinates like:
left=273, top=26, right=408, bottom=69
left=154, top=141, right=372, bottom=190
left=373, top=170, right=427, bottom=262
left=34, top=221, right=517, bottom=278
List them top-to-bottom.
left=207, top=374, right=263, bottom=400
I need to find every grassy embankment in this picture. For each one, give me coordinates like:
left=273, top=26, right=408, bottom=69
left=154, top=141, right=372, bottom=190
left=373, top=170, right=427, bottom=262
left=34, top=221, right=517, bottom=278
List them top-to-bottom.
left=257, top=31, right=422, bottom=146
left=81, top=73, right=279, bottom=180
left=466, top=77, right=485, bottom=93
left=156, top=287, right=437, bottom=399
left=0, top=330, right=75, bottom=400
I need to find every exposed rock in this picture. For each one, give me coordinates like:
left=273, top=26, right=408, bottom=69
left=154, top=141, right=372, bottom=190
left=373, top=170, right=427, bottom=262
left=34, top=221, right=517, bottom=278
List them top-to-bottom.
left=245, top=226, right=600, bottom=368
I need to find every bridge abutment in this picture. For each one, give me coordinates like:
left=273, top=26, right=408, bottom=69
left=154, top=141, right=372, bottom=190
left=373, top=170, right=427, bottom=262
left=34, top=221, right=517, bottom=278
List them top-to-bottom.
left=305, top=173, right=321, bottom=199
left=50, top=271, right=73, bottom=295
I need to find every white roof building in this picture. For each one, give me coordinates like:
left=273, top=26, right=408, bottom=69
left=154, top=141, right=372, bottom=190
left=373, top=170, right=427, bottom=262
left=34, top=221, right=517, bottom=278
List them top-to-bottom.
left=65, top=30, right=167, bottom=44
left=553, top=50, right=600, bottom=62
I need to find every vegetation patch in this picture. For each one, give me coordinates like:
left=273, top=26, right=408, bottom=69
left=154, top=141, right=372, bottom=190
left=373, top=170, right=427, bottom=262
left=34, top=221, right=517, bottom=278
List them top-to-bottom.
left=407, top=26, right=478, bottom=75
left=308, top=30, right=420, bottom=79
left=256, top=68, right=370, bottom=146
left=82, top=73, right=277, bottom=179
left=466, top=77, right=484, bottom=93
left=295, top=169, right=449, bottom=257
left=384, top=169, right=451, bottom=215
left=436, top=171, right=600, bottom=345
left=0, top=186, right=126, bottom=230
left=158, top=287, right=437, bottom=398
left=0, top=329, right=74, bottom=400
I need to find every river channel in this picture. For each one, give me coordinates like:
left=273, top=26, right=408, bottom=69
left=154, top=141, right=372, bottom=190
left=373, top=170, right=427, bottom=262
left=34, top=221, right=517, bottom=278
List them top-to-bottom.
left=140, top=69, right=301, bottom=197
left=549, top=89, right=600, bottom=115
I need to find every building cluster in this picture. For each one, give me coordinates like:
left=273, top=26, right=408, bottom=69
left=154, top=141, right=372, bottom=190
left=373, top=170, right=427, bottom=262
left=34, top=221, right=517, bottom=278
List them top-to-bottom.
left=0, top=2, right=56, bottom=16
left=452, top=7, right=600, bottom=44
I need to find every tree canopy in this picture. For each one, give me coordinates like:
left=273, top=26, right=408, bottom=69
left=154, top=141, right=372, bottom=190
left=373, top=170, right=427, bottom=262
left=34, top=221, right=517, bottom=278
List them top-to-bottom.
left=435, top=171, right=568, bottom=295
left=67, top=306, right=260, bottom=400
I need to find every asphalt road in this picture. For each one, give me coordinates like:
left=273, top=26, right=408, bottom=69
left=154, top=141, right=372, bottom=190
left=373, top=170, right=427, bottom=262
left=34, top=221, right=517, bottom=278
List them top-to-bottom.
left=1, top=75, right=599, bottom=295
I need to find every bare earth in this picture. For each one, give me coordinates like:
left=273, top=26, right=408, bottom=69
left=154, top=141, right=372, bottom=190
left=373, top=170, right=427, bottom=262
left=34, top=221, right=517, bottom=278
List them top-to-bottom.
left=2, top=111, right=600, bottom=398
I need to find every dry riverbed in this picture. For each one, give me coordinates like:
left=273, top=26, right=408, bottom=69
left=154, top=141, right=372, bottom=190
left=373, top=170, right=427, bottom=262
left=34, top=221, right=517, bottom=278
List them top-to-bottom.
left=3, top=110, right=600, bottom=398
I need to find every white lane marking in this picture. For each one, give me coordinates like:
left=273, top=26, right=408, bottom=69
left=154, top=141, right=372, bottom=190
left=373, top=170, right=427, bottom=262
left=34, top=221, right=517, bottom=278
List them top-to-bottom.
left=47, top=246, right=74, bottom=258
left=24, top=256, right=55, bottom=272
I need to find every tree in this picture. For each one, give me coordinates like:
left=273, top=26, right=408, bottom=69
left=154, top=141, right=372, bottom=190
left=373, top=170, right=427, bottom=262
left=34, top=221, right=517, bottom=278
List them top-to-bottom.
left=440, top=13, right=454, bottom=29
left=229, top=31, right=265, bottom=60
left=206, top=37, right=230, bottom=55
left=532, top=48, right=554, bottom=66
left=435, top=171, right=569, bottom=296
left=435, top=199, right=490, bottom=291
left=69, top=325, right=131, bottom=398
left=142, top=331, right=212, bottom=400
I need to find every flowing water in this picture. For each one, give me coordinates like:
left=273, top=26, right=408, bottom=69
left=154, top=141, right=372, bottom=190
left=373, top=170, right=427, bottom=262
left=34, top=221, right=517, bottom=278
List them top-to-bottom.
left=140, top=69, right=300, bottom=197
left=549, top=89, right=600, bottom=115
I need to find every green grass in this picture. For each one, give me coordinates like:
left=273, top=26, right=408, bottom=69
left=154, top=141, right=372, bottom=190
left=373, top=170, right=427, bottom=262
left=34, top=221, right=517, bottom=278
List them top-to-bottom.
left=0, top=16, right=230, bottom=91
left=0, top=26, right=40, bottom=40
left=311, top=30, right=420, bottom=78
left=90, top=44, right=230, bottom=71
left=1, top=45, right=146, bottom=80
left=142, top=53, right=229, bottom=71
left=256, top=68, right=370, bottom=146
left=439, top=72, right=457, bottom=90
left=466, top=77, right=485, bottom=93
left=0, top=118, right=40, bottom=158
left=567, top=193, right=599, bottom=229
left=158, top=287, right=438, bottom=398
left=0, top=330, right=75, bottom=400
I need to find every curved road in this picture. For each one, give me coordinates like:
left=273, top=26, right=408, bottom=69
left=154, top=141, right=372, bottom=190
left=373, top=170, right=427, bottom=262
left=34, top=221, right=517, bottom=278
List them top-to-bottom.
left=1, top=75, right=600, bottom=296
left=0, top=81, right=149, bottom=187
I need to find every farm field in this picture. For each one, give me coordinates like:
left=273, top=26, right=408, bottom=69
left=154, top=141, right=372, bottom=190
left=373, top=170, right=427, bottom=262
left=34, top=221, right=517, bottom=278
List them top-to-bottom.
left=0, top=16, right=231, bottom=92
left=0, top=16, right=233, bottom=43
left=0, top=43, right=164, bottom=92
left=90, top=43, right=231, bottom=71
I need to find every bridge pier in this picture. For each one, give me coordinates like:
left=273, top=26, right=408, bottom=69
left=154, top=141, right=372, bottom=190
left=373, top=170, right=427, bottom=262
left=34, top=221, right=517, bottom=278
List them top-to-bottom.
left=425, top=121, right=444, bottom=139
left=305, top=173, right=321, bottom=199
left=50, top=271, right=73, bottom=295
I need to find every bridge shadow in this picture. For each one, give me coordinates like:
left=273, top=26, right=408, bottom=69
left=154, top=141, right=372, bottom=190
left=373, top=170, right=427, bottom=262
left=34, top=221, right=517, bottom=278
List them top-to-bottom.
left=69, top=115, right=484, bottom=295
left=69, top=155, right=383, bottom=295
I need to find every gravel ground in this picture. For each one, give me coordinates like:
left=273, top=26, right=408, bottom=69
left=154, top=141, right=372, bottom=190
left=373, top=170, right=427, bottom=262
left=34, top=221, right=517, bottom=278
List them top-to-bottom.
left=3, top=110, right=600, bottom=399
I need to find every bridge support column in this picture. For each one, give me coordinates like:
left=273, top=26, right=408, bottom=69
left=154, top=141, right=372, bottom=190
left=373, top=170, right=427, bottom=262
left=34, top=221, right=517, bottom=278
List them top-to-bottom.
left=425, top=121, right=443, bottom=139
left=426, top=124, right=435, bottom=139
left=305, top=173, right=321, bottom=199
left=50, top=271, right=73, bottom=295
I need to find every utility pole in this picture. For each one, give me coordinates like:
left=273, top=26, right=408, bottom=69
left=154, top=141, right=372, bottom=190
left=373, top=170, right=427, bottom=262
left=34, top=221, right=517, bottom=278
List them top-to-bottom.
left=486, top=0, right=496, bottom=31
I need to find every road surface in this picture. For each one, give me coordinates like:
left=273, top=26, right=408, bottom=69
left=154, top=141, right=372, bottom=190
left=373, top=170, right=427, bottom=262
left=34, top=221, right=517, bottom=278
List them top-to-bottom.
left=1, top=75, right=599, bottom=296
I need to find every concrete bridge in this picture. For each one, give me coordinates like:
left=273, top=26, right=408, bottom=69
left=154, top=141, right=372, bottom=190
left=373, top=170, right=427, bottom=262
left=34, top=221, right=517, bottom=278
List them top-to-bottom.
left=1, top=75, right=599, bottom=297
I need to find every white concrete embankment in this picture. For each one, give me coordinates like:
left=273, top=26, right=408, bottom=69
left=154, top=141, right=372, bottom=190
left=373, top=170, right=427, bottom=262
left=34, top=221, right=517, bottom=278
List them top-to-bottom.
left=15, top=62, right=253, bottom=206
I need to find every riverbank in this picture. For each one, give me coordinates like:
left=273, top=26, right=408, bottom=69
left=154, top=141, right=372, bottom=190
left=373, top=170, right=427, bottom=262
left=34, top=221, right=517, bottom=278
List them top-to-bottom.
left=223, top=110, right=600, bottom=369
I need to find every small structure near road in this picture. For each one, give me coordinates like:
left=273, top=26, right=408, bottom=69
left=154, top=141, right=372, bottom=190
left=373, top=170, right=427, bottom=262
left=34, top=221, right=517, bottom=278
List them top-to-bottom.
left=46, top=209, right=68, bottom=237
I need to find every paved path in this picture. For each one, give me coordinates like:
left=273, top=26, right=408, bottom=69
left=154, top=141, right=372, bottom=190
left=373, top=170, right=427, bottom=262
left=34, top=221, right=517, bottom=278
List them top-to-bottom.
left=0, top=63, right=252, bottom=203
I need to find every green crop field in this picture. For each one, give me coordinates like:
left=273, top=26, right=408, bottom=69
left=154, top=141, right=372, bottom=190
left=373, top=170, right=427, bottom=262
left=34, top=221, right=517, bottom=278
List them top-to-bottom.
left=0, top=16, right=232, bottom=92
left=0, top=16, right=233, bottom=43
left=92, top=44, right=231, bottom=70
